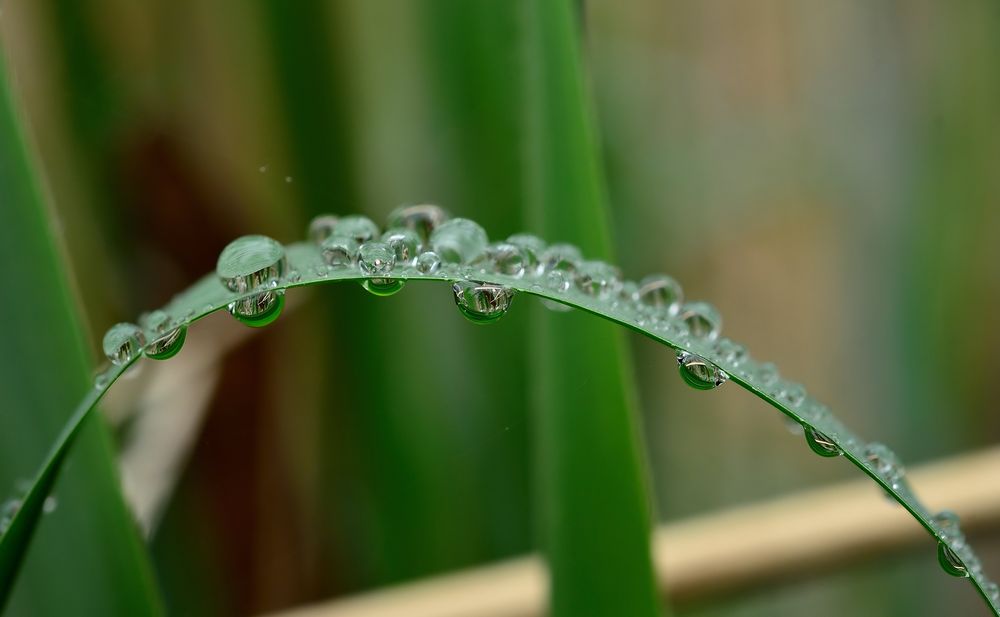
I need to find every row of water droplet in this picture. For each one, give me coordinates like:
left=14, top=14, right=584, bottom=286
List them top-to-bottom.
left=92, top=204, right=998, bottom=607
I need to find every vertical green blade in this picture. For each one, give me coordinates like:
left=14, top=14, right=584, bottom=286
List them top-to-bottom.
left=522, top=2, right=663, bottom=615
left=0, top=53, right=162, bottom=616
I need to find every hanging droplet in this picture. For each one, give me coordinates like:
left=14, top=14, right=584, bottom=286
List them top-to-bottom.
left=387, top=204, right=449, bottom=240
left=307, top=214, right=339, bottom=243
left=332, top=215, right=380, bottom=244
left=430, top=218, right=488, bottom=264
left=381, top=228, right=421, bottom=265
left=216, top=235, right=286, bottom=293
left=321, top=236, right=359, bottom=268
left=359, top=242, right=404, bottom=296
left=489, top=243, right=527, bottom=277
left=538, top=243, right=582, bottom=275
left=416, top=251, right=441, bottom=274
left=575, top=260, right=621, bottom=298
left=637, top=274, right=683, bottom=316
left=452, top=281, right=515, bottom=324
left=228, top=291, right=285, bottom=328
left=679, top=302, right=722, bottom=341
left=143, top=311, right=187, bottom=361
left=103, top=323, right=146, bottom=365
left=676, top=351, right=729, bottom=390
left=804, top=427, right=841, bottom=457
left=864, top=442, right=906, bottom=490
left=938, top=542, right=969, bottom=578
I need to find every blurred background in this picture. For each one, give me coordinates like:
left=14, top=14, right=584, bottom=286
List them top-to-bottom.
left=1, top=0, right=998, bottom=615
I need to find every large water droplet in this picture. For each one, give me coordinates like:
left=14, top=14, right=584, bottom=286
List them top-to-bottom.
left=387, top=204, right=449, bottom=240
left=308, top=214, right=339, bottom=243
left=333, top=215, right=380, bottom=244
left=430, top=218, right=488, bottom=264
left=382, top=228, right=421, bottom=265
left=216, top=235, right=286, bottom=293
left=321, top=236, right=359, bottom=268
left=359, top=242, right=404, bottom=296
left=489, top=243, right=527, bottom=278
left=538, top=243, right=582, bottom=275
left=416, top=251, right=441, bottom=274
left=575, top=260, right=621, bottom=298
left=637, top=274, right=683, bottom=316
left=452, top=281, right=514, bottom=324
left=228, top=291, right=285, bottom=328
left=679, top=302, right=722, bottom=341
left=143, top=310, right=186, bottom=360
left=103, top=323, right=146, bottom=365
left=676, top=351, right=728, bottom=390
left=804, top=427, right=841, bottom=457
left=864, top=442, right=906, bottom=490
left=938, top=542, right=969, bottom=577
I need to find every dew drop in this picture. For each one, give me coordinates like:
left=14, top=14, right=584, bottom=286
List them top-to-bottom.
left=387, top=204, right=450, bottom=240
left=308, top=214, right=339, bottom=243
left=333, top=215, right=380, bottom=244
left=430, top=218, right=488, bottom=264
left=382, top=228, right=421, bottom=265
left=506, top=233, right=545, bottom=268
left=216, top=235, right=286, bottom=293
left=321, top=236, right=359, bottom=268
left=359, top=242, right=404, bottom=296
left=489, top=243, right=527, bottom=278
left=538, top=243, right=582, bottom=275
left=416, top=251, right=441, bottom=274
left=575, top=260, right=621, bottom=298
left=545, top=269, right=571, bottom=293
left=285, top=270, right=301, bottom=283
left=637, top=274, right=683, bottom=316
left=452, top=281, right=515, bottom=324
left=228, top=291, right=285, bottom=328
left=679, top=302, right=722, bottom=341
left=143, top=310, right=186, bottom=361
left=103, top=323, right=146, bottom=366
left=715, top=339, right=748, bottom=367
left=676, top=351, right=729, bottom=390
left=756, top=362, right=780, bottom=387
left=780, top=383, right=807, bottom=408
left=804, top=427, right=841, bottom=457
left=864, top=442, right=906, bottom=490
left=43, top=496, right=58, bottom=514
left=0, top=499, right=19, bottom=535
left=933, top=511, right=966, bottom=548
left=938, top=542, right=969, bottom=578
left=984, top=581, right=999, bottom=604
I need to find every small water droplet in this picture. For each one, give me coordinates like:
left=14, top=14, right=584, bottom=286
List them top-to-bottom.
left=258, top=163, right=268, bottom=173
left=284, top=176, right=293, bottom=183
left=387, top=204, right=450, bottom=240
left=308, top=214, right=339, bottom=243
left=333, top=215, right=380, bottom=244
left=430, top=218, right=488, bottom=264
left=382, top=228, right=421, bottom=265
left=506, top=233, right=545, bottom=268
left=216, top=235, right=286, bottom=293
left=321, top=236, right=359, bottom=268
left=359, top=242, right=404, bottom=296
left=489, top=243, right=527, bottom=277
left=538, top=243, right=582, bottom=275
left=416, top=251, right=441, bottom=274
left=575, top=260, right=621, bottom=298
left=315, top=265, right=330, bottom=277
left=545, top=269, right=571, bottom=293
left=285, top=270, right=301, bottom=283
left=637, top=274, right=683, bottom=316
left=452, top=281, right=515, bottom=324
left=228, top=291, right=285, bottom=328
left=678, top=302, right=722, bottom=341
left=202, top=303, right=214, bottom=313
left=143, top=310, right=186, bottom=361
left=103, top=323, right=146, bottom=365
left=715, top=339, right=748, bottom=367
left=676, top=351, right=728, bottom=390
left=756, top=362, right=780, bottom=387
left=780, top=383, right=807, bottom=408
left=805, top=427, right=841, bottom=457
left=864, top=442, right=906, bottom=490
left=43, top=496, right=58, bottom=514
left=0, top=499, right=20, bottom=534
left=932, top=510, right=965, bottom=546
left=938, top=541, right=969, bottom=577
left=984, top=581, right=999, bottom=604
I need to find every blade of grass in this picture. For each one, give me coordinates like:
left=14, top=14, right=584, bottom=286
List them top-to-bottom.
left=521, top=1, right=663, bottom=615
left=0, top=52, right=162, bottom=615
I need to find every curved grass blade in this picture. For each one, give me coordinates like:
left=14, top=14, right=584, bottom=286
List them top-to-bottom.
left=4, top=223, right=998, bottom=614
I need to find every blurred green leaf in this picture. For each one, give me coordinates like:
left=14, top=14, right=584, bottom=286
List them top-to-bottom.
left=0, top=53, right=162, bottom=616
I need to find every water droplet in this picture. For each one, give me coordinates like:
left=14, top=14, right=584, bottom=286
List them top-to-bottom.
left=258, top=163, right=268, bottom=173
left=284, top=176, right=293, bottom=183
left=387, top=204, right=450, bottom=240
left=308, top=214, right=339, bottom=243
left=333, top=215, right=380, bottom=244
left=430, top=218, right=488, bottom=264
left=382, top=228, right=421, bottom=265
left=506, top=233, right=545, bottom=268
left=216, top=235, right=286, bottom=293
left=321, top=236, right=359, bottom=268
left=359, top=242, right=404, bottom=296
left=489, top=243, right=527, bottom=277
left=538, top=243, right=582, bottom=275
left=416, top=251, right=441, bottom=274
left=575, top=260, right=621, bottom=298
left=545, top=269, right=571, bottom=293
left=285, top=270, right=301, bottom=284
left=637, top=274, right=683, bottom=316
left=452, top=281, right=515, bottom=324
left=228, top=291, right=285, bottom=328
left=678, top=302, right=722, bottom=341
left=142, top=310, right=186, bottom=361
left=103, top=323, right=146, bottom=365
left=715, top=339, right=748, bottom=367
left=676, top=351, right=728, bottom=390
left=756, top=362, right=779, bottom=387
left=94, top=370, right=111, bottom=389
left=780, top=383, right=807, bottom=408
left=805, top=427, right=841, bottom=457
left=864, top=442, right=906, bottom=490
left=42, top=496, right=58, bottom=514
left=0, top=499, right=20, bottom=534
left=932, top=511, right=965, bottom=546
left=938, top=541, right=969, bottom=577
left=984, top=581, right=999, bottom=604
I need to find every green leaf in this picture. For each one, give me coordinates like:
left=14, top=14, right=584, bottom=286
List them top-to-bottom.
left=521, top=1, right=664, bottom=616
left=0, top=52, right=162, bottom=615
